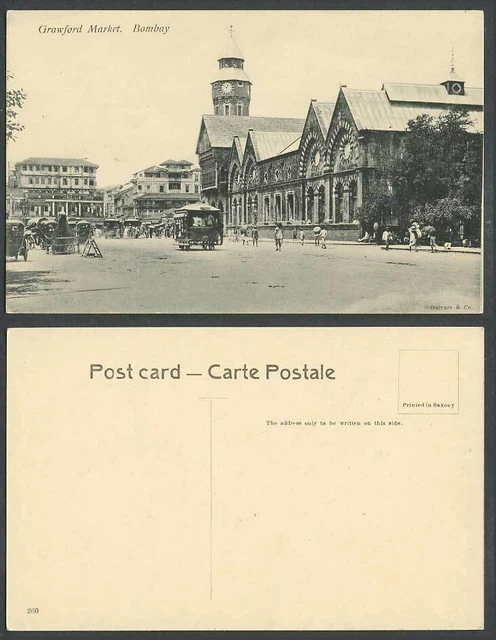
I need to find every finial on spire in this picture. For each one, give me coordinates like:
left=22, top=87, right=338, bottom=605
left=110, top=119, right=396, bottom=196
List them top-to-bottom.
left=229, top=25, right=234, bottom=37
left=450, top=46, right=455, bottom=73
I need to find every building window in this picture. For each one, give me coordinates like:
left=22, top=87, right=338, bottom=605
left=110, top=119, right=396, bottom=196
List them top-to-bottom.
left=238, top=81, right=243, bottom=86
left=224, top=104, right=230, bottom=115
left=237, top=104, right=242, bottom=115
left=22, top=165, right=27, bottom=171
left=29, top=165, right=34, bottom=171
left=35, top=165, right=40, bottom=170
left=63, top=166, right=67, bottom=172
left=195, top=173, right=199, bottom=181
left=35, top=177, right=40, bottom=184
left=41, top=177, right=45, bottom=184
left=29, top=178, right=34, bottom=184
left=47, top=178, right=52, bottom=185
left=63, top=178, right=68, bottom=185
left=75, top=178, right=79, bottom=185
left=84, top=178, right=88, bottom=185
left=89, top=179, right=94, bottom=187
left=349, top=181, right=357, bottom=220
left=169, top=182, right=181, bottom=190
left=335, top=184, right=343, bottom=223
left=138, top=185, right=142, bottom=191
left=147, top=185, right=151, bottom=190
left=185, top=185, right=190, bottom=193
left=195, top=185, right=199, bottom=193
left=159, top=186, right=164, bottom=193
left=287, top=193, right=294, bottom=220
left=275, top=194, right=282, bottom=220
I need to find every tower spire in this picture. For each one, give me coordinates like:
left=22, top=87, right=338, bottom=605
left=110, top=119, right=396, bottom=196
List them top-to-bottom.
left=212, top=27, right=252, bottom=116
left=451, top=46, right=455, bottom=73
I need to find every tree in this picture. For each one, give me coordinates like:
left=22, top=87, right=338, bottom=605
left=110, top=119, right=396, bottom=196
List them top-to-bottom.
left=6, top=72, right=26, bottom=142
left=357, top=108, right=483, bottom=241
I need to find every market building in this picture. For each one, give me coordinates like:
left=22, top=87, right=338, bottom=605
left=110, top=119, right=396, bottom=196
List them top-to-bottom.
left=197, top=31, right=483, bottom=239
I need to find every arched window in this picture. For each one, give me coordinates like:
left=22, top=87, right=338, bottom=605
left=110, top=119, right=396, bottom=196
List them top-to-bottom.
left=349, top=181, right=357, bottom=221
left=335, top=184, right=343, bottom=223
left=318, top=186, right=325, bottom=223
left=306, top=187, right=315, bottom=222
left=286, top=193, right=294, bottom=221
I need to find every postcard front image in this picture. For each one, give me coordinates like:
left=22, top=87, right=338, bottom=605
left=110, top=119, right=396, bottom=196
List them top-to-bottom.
left=5, top=10, right=484, bottom=313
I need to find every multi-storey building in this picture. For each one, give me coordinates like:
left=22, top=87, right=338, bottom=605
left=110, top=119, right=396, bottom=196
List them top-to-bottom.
left=8, top=157, right=104, bottom=219
left=131, top=159, right=201, bottom=220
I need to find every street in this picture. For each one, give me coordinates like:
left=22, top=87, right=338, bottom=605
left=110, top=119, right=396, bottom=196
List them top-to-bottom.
left=6, top=237, right=482, bottom=314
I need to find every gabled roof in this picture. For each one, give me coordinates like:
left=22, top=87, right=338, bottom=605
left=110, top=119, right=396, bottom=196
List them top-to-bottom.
left=382, top=82, right=483, bottom=107
left=342, top=87, right=483, bottom=133
left=312, top=102, right=335, bottom=137
left=197, top=114, right=305, bottom=152
left=249, top=131, right=301, bottom=162
left=232, top=135, right=248, bottom=163
left=17, top=157, right=99, bottom=168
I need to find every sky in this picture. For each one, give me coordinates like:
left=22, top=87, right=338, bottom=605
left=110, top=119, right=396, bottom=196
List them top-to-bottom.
left=6, top=9, right=484, bottom=187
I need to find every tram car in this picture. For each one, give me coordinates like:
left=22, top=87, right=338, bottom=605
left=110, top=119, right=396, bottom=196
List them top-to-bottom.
left=173, top=204, right=223, bottom=250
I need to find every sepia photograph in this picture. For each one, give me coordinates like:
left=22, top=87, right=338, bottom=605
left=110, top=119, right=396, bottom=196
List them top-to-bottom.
left=5, top=9, right=484, bottom=313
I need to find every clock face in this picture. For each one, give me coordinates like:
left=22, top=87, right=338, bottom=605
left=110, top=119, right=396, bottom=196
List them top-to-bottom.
left=221, top=82, right=233, bottom=95
left=451, top=82, right=462, bottom=94
left=343, top=142, right=352, bottom=160
left=313, top=150, right=321, bottom=166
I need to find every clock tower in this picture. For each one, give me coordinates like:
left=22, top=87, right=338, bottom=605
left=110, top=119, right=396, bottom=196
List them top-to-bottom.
left=212, top=26, right=252, bottom=116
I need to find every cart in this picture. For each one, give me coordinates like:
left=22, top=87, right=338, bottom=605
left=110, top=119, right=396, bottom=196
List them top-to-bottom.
left=173, top=204, right=223, bottom=250
left=6, top=219, right=29, bottom=261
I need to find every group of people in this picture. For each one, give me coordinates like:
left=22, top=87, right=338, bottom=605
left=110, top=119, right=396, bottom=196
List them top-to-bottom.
left=359, top=222, right=459, bottom=253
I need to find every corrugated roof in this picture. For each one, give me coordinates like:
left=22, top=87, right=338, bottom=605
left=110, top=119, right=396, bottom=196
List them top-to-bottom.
left=218, top=34, right=245, bottom=61
left=211, top=67, right=251, bottom=84
left=382, top=82, right=483, bottom=107
left=343, top=87, right=483, bottom=133
left=312, top=102, right=335, bottom=137
left=201, top=114, right=305, bottom=149
left=250, top=131, right=302, bottom=161
left=17, top=157, right=99, bottom=168
left=135, top=193, right=200, bottom=201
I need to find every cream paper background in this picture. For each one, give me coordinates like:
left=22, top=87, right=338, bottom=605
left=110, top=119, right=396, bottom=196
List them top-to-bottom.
left=7, top=327, right=484, bottom=630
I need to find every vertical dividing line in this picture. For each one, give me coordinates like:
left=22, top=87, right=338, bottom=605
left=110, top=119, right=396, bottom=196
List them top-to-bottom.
left=209, top=398, right=213, bottom=600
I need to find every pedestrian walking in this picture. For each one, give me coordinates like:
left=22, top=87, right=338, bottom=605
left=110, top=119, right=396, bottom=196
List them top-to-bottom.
left=408, top=221, right=420, bottom=251
left=275, top=223, right=284, bottom=251
left=252, top=226, right=259, bottom=247
left=320, top=227, right=328, bottom=249
left=382, top=227, right=391, bottom=250
left=444, top=227, right=453, bottom=250
left=293, top=228, right=297, bottom=242
left=300, top=229, right=306, bottom=245
left=429, top=229, right=438, bottom=253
